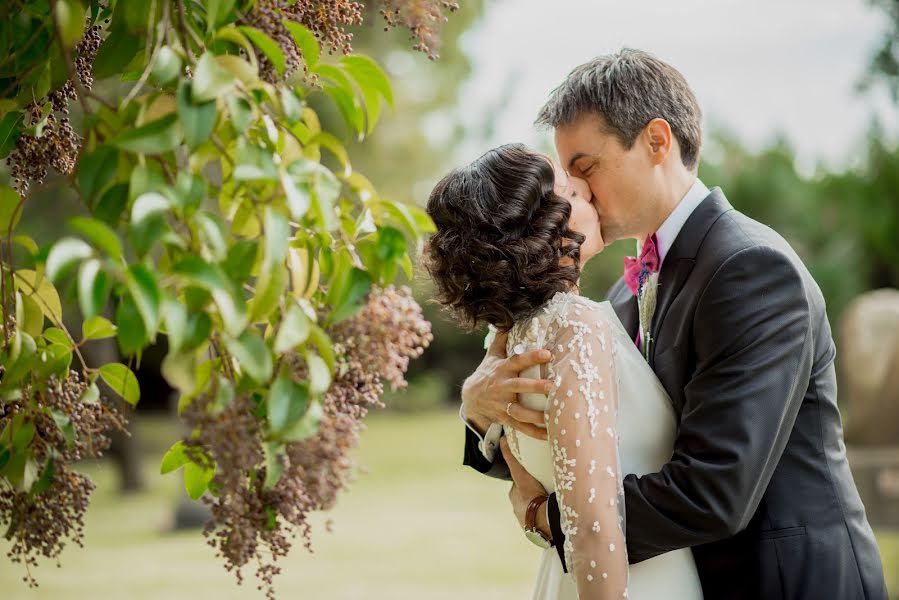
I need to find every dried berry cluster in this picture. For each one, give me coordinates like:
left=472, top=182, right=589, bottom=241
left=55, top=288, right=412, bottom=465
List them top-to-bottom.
left=240, top=0, right=459, bottom=83
left=241, top=0, right=365, bottom=83
left=378, top=0, right=459, bottom=59
left=6, top=20, right=102, bottom=197
left=180, top=286, right=431, bottom=599
left=0, top=371, right=127, bottom=586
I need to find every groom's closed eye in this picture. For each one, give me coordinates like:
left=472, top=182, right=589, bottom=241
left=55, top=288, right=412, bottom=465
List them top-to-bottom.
left=572, top=159, right=597, bottom=177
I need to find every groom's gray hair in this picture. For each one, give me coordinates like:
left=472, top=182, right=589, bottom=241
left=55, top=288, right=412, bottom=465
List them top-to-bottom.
left=536, top=49, right=703, bottom=170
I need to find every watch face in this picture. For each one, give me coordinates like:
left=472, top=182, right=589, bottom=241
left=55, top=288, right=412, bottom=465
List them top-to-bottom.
left=524, top=528, right=551, bottom=549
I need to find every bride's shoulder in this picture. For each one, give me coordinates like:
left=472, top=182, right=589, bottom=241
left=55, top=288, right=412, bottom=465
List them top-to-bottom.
left=546, top=290, right=611, bottom=317
left=542, top=291, right=616, bottom=333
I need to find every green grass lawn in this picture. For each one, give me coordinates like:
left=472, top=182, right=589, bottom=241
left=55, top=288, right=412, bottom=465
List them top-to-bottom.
left=1, top=410, right=897, bottom=599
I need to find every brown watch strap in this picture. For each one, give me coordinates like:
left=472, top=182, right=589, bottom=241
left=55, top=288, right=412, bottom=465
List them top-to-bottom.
left=525, top=494, right=550, bottom=532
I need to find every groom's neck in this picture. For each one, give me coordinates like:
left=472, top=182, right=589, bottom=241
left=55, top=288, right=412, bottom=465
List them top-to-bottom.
left=640, top=169, right=696, bottom=240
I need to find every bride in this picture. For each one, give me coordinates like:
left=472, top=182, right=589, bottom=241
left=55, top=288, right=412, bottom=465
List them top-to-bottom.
left=423, top=143, right=703, bottom=599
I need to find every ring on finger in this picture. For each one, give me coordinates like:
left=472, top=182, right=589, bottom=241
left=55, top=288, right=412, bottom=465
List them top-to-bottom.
left=505, top=400, right=516, bottom=416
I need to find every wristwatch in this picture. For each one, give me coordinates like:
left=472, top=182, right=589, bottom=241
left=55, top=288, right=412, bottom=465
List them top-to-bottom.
left=524, top=494, right=553, bottom=549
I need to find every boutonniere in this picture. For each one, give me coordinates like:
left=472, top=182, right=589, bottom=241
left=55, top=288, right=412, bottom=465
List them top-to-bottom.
left=637, top=269, right=659, bottom=361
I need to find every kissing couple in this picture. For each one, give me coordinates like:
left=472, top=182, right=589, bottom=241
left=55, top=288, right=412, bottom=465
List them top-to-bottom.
left=423, top=49, right=888, bottom=600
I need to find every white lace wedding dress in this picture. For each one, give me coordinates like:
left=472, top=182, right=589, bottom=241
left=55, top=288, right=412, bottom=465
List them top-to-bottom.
left=490, top=291, right=703, bottom=600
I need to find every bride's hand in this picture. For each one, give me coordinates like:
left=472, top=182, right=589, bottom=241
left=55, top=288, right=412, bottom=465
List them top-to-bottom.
left=461, top=330, right=553, bottom=440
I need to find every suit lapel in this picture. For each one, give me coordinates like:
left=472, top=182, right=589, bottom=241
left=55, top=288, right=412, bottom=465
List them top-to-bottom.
left=648, top=188, right=733, bottom=368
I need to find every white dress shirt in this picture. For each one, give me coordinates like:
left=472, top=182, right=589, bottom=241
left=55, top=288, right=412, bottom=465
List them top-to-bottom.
left=461, top=178, right=711, bottom=462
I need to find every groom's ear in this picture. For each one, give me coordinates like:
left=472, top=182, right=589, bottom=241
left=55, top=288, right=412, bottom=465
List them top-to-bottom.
left=644, top=118, right=673, bottom=166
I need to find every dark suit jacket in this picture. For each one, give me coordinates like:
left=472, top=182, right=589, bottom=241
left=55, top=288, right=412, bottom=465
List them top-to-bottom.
left=462, top=189, right=888, bottom=599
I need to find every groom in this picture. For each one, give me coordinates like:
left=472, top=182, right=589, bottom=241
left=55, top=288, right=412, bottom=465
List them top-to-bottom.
left=459, top=50, right=887, bottom=599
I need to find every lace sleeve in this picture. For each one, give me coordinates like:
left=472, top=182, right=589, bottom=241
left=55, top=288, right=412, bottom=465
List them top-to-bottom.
left=545, top=300, right=628, bottom=599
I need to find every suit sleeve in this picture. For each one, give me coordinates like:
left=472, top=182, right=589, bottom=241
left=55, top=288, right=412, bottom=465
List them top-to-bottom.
left=622, top=245, right=815, bottom=563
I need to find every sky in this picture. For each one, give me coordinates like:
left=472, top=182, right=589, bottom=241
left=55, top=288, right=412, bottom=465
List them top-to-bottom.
left=444, top=0, right=897, bottom=176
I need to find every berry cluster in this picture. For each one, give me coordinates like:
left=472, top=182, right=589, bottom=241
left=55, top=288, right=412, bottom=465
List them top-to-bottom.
left=239, top=0, right=459, bottom=84
left=240, top=0, right=364, bottom=83
left=378, top=0, right=460, bottom=59
left=6, top=20, right=102, bottom=197
left=179, top=286, right=431, bottom=599
left=0, top=371, right=127, bottom=586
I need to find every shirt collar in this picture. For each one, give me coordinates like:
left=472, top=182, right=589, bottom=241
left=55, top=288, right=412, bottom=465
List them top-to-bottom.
left=637, top=177, right=710, bottom=265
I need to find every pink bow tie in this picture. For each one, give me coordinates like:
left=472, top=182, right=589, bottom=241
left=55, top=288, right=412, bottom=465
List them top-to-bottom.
left=623, top=234, right=661, bottom=295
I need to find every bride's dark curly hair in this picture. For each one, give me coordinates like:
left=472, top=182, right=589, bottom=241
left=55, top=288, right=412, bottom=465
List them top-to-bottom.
left=423, top=143, right=585, bottom=332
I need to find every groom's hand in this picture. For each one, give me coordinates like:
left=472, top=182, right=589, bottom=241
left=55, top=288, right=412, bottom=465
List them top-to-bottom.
left=461, top=330, right=552, bottom=440
left=501, top=437, right=552, bottom=539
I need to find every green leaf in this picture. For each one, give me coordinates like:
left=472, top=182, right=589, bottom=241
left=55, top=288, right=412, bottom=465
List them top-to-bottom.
left=54, top=0, right=87, bottom=48
left=205, top=0, right=237, bottom=32
left=93, top=17, right=142, bottom=80
left=283, top=21, right=319, bottom=69
left=238, top=26, right=285, bottom=76
left=150, top=46, right=182, bottom=85
left=192, top=52, right=234, bottom=103
left=339, top=55, right=393, bottom=134
left=340, top=55, right=394, bottom=108
left=177, top=80, right=217, bottom=150
left=322, top=83, right=364, bottom=136
left=280, top=88, right=303, bottom=124
left=226, top=95, right=253, bottom=135
left=0, top=112, right=23, bottom=160
left=111, top=114, right=181, bottom=154
left=309, top=132, right=350, bottom=169
left=76, top=145, right=117, bottom=202
left=281, top=173, right=311, bottom=220
left=94, top=183, right=129, bottom=225
left=0, top=185, right=23, bottom=232
left=131, top=192, right=170, bottom=226
left=263, top=207, right=289, bottom=266
left=195, top=212, right=228, bottom=261
left=69, top=216, right=124, bottom=259
left=45, top=237, right=92, bottom=282
left=223, top=239, right=259, bottom=284
left=172, top=256, right=248, bottom=337
left=78, top=258, right=109, bottom=319
left=249, top=263, right=287, bottom=324
left=125, top=265, right=161, bottom=337
left=327, top=266, right=372, bottom=325
left=14, top=270, right=63, bottom=327
left=20, top=293, right=43, bottom=338
left=115, top=293, right=148, bottom=356
left=162, top=297, right=187, bottom=352
left=273, top=302, right=311, bottom=353
left=82, top=315, right=117, bottom=340
left=307, top=324, right=335, bottom=373
left=43, top=327, right=71, bottom=348
left=225, top=330, right=273, bottom=383
left=161, top=348, right=197, bottom=393
left=305, top=351, right=331, bottom=395
left=98, top=362, right=141, bottom=406
left=266, top=371, right=309, bottom=433
left=210, top=375, right=234, bottom=415
left=80, top=382, right=100, bottom=404
left=280, top=397, right=323, bottom=441
left=49, top=408, right=75, bottom=448
left=12, top=421, right=35, bottom=451
left=160, top=440, right=190, bottom=474
left=263, top=441, right=284, bottom=490
left=28, top=455, right=55, bottom=498
left=184, top=460, right=214, bottom=499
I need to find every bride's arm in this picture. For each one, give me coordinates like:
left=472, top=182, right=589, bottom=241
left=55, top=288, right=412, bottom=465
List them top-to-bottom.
left=546, top=304, right=628, bottom=599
